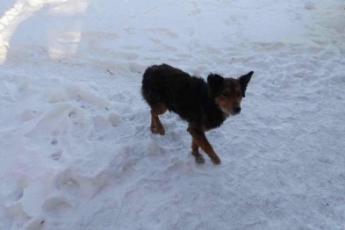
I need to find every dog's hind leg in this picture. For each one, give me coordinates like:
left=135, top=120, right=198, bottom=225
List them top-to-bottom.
left=150, top=104, right=167, bottom=135
left=188, top=125, right=221, bottom=165
left=191, top=138, right=205, bottom=164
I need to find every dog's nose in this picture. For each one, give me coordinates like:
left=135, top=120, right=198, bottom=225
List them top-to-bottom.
left=233, top=107, right=241, bottom=114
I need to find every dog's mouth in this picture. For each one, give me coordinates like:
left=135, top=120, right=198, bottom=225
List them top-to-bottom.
left=221, top=107, right=241, bottom=117
left=230, top=111, right=241, bottom=116
left=231, top=111, right=241, bottom=116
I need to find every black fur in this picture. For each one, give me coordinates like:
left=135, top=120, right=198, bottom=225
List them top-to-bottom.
left=238, top=71, right=253, bottom=97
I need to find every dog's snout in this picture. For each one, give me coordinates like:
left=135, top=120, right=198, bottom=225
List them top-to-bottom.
left=233, top=107, right=241, bottom=114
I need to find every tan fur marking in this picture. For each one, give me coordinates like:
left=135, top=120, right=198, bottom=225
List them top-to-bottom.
left=215, top=83, right=242, bottom=115
left=150, top=105, right=167, bottom=135
left=188, top=126, right=221, bottom=164
left=191, top=138, right=205, bottom=164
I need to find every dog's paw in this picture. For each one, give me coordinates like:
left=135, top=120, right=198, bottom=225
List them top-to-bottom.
left=150, top=126, right=165, bottom=135
left=157, top=127, right=165, bottom=135
left=194, top=155, right=205, bottom=164
left=211, top=156, right=221, bottom=165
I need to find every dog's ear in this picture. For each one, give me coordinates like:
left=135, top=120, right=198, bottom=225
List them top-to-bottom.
left=238, top=71, right=253, bottom=97
left=207, top=74, right=224, bottom=93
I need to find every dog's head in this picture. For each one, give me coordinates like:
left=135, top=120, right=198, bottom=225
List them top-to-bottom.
left=207, top=71, right=253, bottom=116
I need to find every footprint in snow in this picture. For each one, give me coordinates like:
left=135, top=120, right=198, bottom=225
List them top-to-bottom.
left=144, top=28, right=179, bottom=38
left=42, top=196, right=73, bottom=219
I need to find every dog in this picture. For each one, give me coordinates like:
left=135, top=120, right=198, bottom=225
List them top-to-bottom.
left=141, top=64, right=253, bottom=165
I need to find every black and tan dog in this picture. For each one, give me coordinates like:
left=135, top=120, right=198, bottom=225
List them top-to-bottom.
left=142, top=64, right=253, bottom=165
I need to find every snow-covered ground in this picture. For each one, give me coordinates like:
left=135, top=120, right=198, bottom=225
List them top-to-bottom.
left=0, top=0, right=344, bottom=229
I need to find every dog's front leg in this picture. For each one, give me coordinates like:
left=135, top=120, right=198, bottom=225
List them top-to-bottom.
left=150, top=106, right=167, bottom=135
left=187, top=125, right=221, bottom=165
left=191, top=138, right=205, bottom=164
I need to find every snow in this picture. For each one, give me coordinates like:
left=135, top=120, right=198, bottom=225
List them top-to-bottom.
left=0, top=0, right=344, bottom=229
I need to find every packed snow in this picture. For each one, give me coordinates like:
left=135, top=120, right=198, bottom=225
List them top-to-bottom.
left=0, top=0, right=344, bottom=229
